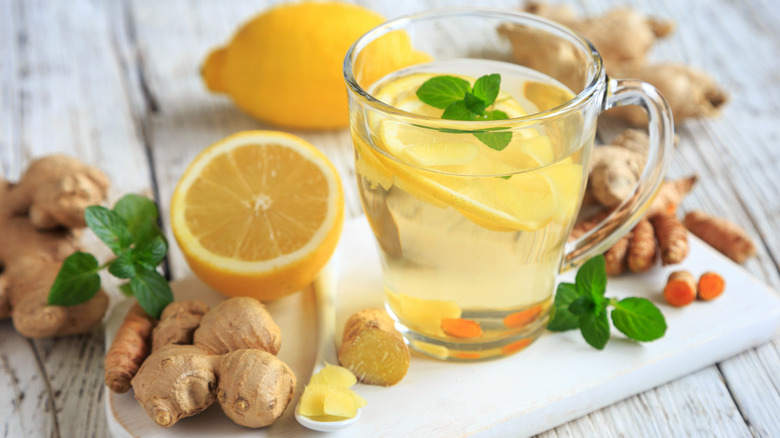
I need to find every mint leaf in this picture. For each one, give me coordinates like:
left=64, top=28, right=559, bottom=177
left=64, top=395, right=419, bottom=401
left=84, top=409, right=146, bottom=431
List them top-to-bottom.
left=472, top=73, right=501, bottom=106
left=416, top=76, right=471, bottom=109
left=463, top=92, right=486, bottom=115
left=442, top=100, right=473, bottom=120
left=484, top=109, right=509, bottom=121
left=474, top=131, right=512, bottom=151
left=114, top=194, right=162, bottom=246
left=85, top=206, right=132, bottom=254
left=134, top=235, right=168, bottom=270
left=48, top=252, right=102, bottom=305
left=108, top=252, right=136, bottom=279
left=576, top=255, right=607, bottom=300
left=131, top=267, right=173, bottom=319
left=547, top=282, right=580, bottom=331
left=119, top=283, right=134, bottom=297
left=569, top=296, right=596, bottom=316
left=611, top=297, right=667, bottom=341
left=579, top=307, right=610, bottom=350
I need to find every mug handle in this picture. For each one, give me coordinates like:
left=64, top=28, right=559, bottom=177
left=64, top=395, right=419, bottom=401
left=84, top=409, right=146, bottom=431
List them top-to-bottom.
left=562, top=77, right=675, bottom=271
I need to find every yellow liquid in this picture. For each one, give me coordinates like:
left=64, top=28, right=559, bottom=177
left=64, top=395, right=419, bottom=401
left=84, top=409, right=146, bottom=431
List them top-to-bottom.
left=352, top=60, right=594, bottom=360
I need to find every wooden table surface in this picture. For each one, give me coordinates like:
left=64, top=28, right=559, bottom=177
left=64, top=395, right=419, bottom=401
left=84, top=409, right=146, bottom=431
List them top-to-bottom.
left=2, top=0, right=779, bottom=437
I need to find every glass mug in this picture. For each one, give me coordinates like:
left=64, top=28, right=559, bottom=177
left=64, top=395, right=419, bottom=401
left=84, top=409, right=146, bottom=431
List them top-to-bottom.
left=343, top=8, right=673, bottom=361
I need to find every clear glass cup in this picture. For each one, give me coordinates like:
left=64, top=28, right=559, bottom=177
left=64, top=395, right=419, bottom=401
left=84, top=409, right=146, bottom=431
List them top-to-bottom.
left=343, top=8, right=673, bottom=361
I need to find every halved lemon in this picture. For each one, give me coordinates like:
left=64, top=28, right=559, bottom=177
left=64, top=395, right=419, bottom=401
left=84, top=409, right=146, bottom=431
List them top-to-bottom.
left=170, top=131, right=344, bottom=300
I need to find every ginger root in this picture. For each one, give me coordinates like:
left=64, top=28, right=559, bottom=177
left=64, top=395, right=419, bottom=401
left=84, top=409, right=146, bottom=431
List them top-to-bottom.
left=505, top=2, right=727, bottom=125
left=0, top=155, right=110, bottom=338
left=684, top=210, right=757, bottom=263
left=130, top=296, right=296, bottom=429
left=152, top=300, right=209, bottom=352
left=339, top=308, right=410, bottom=386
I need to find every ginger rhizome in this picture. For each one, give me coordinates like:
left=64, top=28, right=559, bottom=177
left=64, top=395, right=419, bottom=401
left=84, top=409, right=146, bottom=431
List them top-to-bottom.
left=501, top=2, right=728, bottom=125
left=0, top=155, right=110, bottom=338
left=684, top=210, right=757, bottom=263
left=108, top=296, right=296, bottom=429
left=339, top=308, right=410, bottom=386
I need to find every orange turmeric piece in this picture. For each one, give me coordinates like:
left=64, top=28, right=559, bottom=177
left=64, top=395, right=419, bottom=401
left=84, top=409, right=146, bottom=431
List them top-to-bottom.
left=684, top=210, right=757, bottom=264
left=650, top=212, right=689, bottom=265
left=663, top=270, right=697, bottom=307
left=698, top=271, right=726, bottom=301
left=104, top=303, right=156, bottom=393
left=503, top=305, right=543, bottom=329
left=441, top=318, right=483, bottom=338
left=501, top=338, right=533, bottom=356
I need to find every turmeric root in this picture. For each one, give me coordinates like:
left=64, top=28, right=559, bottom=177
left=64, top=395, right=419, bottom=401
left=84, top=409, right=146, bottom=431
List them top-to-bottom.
left=646, top=176, right=698, bottom=218
left=684, top=210, right=757, bottom=263
left=650, top=212, right=689, bottom=265
left=627, top=218, right=657, bottom=273
left=604, top=234, right=631, bottom=276
left=663, top=270, right=697, bottom=307
left=698, top=271, right=726, bottom=301
left=131, top=297, right=296, bottom=428
left=193, top=297, right=281, bottom=355
left=152, top=301, right=209, bottom=352
left=105, top=303, right=156, bottom=393
left=339, top=308, right=410, bottom=386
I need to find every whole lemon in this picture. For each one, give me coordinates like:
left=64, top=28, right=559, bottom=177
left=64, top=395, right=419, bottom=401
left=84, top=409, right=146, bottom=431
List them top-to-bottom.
left=202, top=2, right=426, bottom=130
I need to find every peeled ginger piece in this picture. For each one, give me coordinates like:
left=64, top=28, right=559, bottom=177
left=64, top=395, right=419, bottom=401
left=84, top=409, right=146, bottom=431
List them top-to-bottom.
left=339, top=308, right=411, bottom=386
left=299, top=364, right=366, bottom=420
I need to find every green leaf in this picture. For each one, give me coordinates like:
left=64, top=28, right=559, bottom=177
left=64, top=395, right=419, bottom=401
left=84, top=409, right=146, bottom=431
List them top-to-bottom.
left=472, top=73, right=501, bottom=106
left=416, top=76, right=471, bottom=109
left=463, top=92, right=486, bottom=115
left=441, top=100, right=473, bottom=120
left=485, top=109, right=509, bottom=120
left=474, top=131, right=512, bottom=151
left=113, top=194, right=162, bottom=246
left=85, top=206, right=132, bottom=254
left=134, top=235, right=168, bottom=270
left=48, top=252, right=102, bottom=306
left=108, top=252, right=136, bottom=279
left=576, top=255, right=607, bottom=299
left=130, top=267, right=173, bottom=319
left=547, top=282, right=581, bottom=331
left=118, top=283, right=134, bottom=297
left=569, top=296, right=596, bottom=316
left=611, top=297, right=668, bottom=341
left=579, top=308, right=610, bottom=350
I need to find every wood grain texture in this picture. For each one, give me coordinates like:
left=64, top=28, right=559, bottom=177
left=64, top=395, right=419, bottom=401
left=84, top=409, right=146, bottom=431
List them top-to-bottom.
left=0, top=0, right=778, bottom=436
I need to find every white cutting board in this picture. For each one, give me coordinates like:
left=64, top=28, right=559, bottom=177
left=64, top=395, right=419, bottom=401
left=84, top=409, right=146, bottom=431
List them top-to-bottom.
left=106, top=216, right=780, bottom=437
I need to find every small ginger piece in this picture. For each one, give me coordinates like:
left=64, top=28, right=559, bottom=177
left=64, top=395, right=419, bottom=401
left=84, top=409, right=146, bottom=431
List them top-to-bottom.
left=589, top=145, right=646, bottom=208
left=684, top=210, right=756, bottom=263
left=650, top=212, right=689, bottom=265
left=627, top=218, right=657, bottom=273
left=663, top=270, right=697, bottom=307
left=698, top=272, right=726, bottom=301
left=193, top=297, right=281, bottom=355
left=152, top=301, right=209, bottom=352
left=105, top=303, right=156, bottom=393
left=339, top=308, right=410, bottom=386
left=216, top=349, right=297, bottom=428
left=299, top=364, right=366, bottom=420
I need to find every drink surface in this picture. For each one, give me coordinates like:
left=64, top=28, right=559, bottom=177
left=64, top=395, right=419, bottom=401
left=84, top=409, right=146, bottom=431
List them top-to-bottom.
left=352, top=59, right=594, bottom=359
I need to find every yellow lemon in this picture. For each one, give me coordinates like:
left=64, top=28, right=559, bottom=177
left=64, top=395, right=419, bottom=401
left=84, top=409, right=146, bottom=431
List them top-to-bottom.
left=201, top=2, right=428, bottom=130
left=170, top=131, right=344, bottom=300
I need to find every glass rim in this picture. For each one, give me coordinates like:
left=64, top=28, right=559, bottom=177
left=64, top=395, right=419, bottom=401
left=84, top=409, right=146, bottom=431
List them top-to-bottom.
left=342, top=7, right=605, bottom=124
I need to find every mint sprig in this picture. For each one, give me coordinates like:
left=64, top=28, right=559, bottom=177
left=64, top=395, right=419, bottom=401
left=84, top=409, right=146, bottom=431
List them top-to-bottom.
left=416, top=74, right=513, bottom=151
left=48, top=194, right=173, bottom=319
left=547, top=255, right=667, bottom=349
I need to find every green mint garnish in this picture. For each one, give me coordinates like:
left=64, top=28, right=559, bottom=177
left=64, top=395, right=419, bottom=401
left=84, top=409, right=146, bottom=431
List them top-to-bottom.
left=416, top=73, right=512, bottom=151
left=48, top=194, right=173, bottom=319
left=547, top=255, right=667, bottom=349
